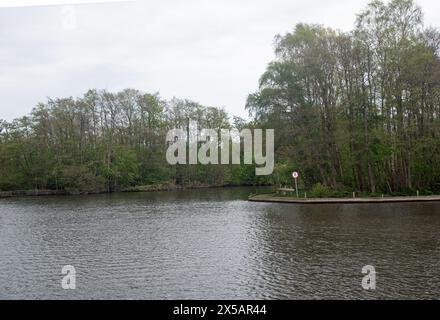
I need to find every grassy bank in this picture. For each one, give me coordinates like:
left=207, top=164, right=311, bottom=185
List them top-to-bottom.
left=251, top=183, right=437, bottom=199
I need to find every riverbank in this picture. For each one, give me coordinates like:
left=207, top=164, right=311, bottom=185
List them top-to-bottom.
left=0, top=182, right=261, bottom=198
left=122, top=182, right=225, bottom=193
left=0, top=185, right=198, bottom=198
left=0, top=190, right=67, bottom=198
left=248, top=193, right=440, bottom=204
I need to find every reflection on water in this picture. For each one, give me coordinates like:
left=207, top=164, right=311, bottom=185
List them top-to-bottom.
left=1, top=188, right=440, bottom=299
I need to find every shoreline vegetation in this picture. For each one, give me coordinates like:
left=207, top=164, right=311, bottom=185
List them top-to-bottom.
left=2, top=0, right=440, bottom=197
left=0, top=182, right=263, bottom=198
left=1, top=182, right=437, bottom=200
left=250, top=184, right=440, bottom=203
left=248, top=193, right=440, bottom=204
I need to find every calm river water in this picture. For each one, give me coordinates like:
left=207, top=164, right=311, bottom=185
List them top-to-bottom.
left=1, top=187, right=440, bottom=299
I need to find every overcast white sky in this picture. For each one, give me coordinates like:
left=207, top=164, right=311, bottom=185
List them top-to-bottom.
left=0, top=0, right=439, bottom=121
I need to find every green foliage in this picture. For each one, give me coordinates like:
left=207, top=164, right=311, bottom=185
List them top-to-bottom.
left=1, top=0, right=440, bottom=197
left=247, top=0, right=440, bottom=194
left=0, top=90, right=265, bottom=193
left=59, top=165, right=106, bottom=194
left=309, top=183, right=333, bottom=198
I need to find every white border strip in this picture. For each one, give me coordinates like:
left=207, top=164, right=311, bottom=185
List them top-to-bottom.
left=0, top=0, right=133, bottom=8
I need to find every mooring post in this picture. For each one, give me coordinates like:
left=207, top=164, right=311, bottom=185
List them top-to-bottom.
left=417, top=190, right=419, bottom=197
left=305, top=192, right=307, bottom=199
left=353, top=192, right=356, bottom=199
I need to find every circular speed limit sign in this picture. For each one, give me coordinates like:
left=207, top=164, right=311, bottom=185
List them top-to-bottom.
left=292, top=171, right=299, bottom=179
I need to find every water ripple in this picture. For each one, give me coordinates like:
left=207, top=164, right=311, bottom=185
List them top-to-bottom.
left=1, top=189, right=440, bottom=299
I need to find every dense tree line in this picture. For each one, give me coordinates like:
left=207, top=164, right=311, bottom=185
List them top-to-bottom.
left=2, top=0, right=439, bottom=196
left=247, top=0, right=440, bottom=194
left=0, top=90, right=263, bottom=193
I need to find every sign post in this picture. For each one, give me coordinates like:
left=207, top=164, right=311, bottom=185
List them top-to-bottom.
left=292, top=171, right=299, bottom=198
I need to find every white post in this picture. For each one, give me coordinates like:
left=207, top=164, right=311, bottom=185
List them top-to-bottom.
left=295, top=178, right=298, bottom=198
left=353, top=192, right=356, bottom=199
